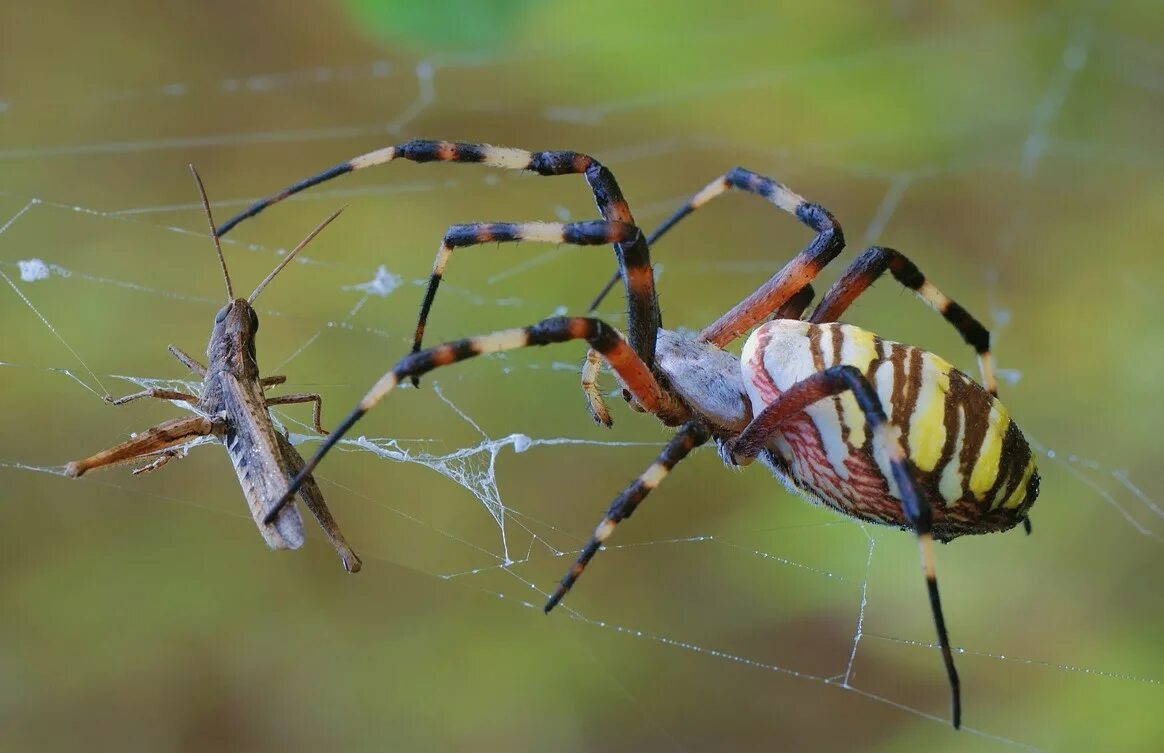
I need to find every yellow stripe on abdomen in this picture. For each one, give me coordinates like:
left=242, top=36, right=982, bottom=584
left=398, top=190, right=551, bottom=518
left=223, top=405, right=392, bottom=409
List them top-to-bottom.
left=836, top=326, right=880, bottom=444
left=908, top=354, right=952, bottom=473
left=969, top=402, right=1011, bottom=499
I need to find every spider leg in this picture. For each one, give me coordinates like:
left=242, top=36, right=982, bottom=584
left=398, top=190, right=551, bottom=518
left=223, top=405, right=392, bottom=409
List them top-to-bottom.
left=215, top=140, right=661, bottom=366
left=586, top=169, right=749, bottom=311
left=587, top=169, right=844, bottom=349
left=686, top=170, right=843, bottom=346
left=586, top=194, right=713, bottom=312
left=412, top=220, right=640, bottom=358
left=809, top=246, right=998, bottom=395
left=772, top=283, right=815, bottom=321
left=262, top=317, right=685, bottom=524
left=725, top=365, right=961, bottom=730
left=544, top=420, right=710, bottom=613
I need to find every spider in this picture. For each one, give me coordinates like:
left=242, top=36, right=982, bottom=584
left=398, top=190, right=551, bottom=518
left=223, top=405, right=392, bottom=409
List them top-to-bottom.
left=214, top=140, right=1040, bottom=729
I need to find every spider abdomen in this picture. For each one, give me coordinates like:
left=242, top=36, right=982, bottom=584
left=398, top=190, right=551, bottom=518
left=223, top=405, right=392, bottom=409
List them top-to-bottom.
left=741, top=319, right=1038, bottom=538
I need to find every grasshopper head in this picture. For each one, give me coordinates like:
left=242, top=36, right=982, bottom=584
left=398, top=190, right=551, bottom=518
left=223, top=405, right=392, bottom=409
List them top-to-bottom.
left=207, top=298, right=260, bottom=375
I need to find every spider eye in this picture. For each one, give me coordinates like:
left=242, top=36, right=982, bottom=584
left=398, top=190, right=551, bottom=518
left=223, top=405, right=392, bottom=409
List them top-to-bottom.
left=214, top=304, right=230, bottom=323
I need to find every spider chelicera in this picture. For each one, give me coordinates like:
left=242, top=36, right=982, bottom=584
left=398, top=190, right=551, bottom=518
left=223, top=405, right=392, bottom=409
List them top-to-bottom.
left=215, top=140, right=1040, bottom=728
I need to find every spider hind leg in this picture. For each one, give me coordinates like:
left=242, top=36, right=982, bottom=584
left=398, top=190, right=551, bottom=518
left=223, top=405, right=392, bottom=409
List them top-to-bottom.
left=810, top=245, right=998, bottom=395
left=727, top=364, right=962, bottom=729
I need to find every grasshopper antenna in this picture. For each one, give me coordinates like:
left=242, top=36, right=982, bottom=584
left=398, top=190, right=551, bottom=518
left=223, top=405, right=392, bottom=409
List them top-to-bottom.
left=189, top=164, right=235, bottom=301
left=248, top=207, right=345, bottom=304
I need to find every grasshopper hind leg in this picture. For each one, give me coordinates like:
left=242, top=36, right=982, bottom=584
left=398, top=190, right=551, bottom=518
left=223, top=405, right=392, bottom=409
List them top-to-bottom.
left=67, top=416, right=214, bottom=477
left=276, top=433, right=361, bottom=573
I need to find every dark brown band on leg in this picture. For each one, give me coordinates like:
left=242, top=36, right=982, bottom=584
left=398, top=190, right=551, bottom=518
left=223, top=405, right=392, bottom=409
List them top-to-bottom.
left=810, top=246, right=995, bottom=394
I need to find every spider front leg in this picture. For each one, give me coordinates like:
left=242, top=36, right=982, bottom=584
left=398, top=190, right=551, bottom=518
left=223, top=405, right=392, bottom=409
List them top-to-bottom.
left=215, top=139, right=662, bottom=365
left=410, top=220, right=641, bottom=378
left=809, top=246, right=998, bottom=395
left=262, top=317, right=687, bottom=524
left=724, top=365, right=961, bottom=729
left=544, top=420, right=711, bottom=612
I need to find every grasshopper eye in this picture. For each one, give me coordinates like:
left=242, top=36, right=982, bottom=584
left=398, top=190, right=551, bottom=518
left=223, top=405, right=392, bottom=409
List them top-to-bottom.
left=214, top=304, right=230, bottom=323
left=249, top=308, right=259, bottom=332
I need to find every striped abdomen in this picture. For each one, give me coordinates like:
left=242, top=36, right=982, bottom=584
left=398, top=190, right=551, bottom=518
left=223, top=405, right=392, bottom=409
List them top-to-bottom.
left=741, top=320, right=1038, bottom=539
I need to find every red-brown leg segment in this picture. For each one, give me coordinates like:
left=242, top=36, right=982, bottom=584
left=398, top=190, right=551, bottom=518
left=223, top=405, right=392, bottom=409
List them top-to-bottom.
left=214, top=140, right=662, bottom=367
left=586, top=169, right=844, bottom=350
left=694, top=169, right=844, bottom=346
left=809, top=245, right=998, bottom=395
left=771, top=283, right=814, bottom=321
left=725, top=364, right=961, bottom=729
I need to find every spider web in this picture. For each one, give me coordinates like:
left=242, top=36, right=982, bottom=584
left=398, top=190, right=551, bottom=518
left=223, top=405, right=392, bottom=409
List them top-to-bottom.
left=2, top=3, right=1163, bottom=751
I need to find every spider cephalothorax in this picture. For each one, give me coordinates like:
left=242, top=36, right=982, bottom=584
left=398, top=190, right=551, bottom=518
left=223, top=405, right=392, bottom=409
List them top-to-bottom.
left=214, top=140, right=1039, bottom=728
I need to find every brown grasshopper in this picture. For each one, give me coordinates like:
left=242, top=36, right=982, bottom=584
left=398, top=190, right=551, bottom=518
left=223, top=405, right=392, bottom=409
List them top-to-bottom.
left=66, top=165, right=360, bottom=572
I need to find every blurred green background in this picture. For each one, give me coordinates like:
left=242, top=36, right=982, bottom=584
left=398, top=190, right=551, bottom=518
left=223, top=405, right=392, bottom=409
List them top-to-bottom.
left=2, top=1, right=1162, bottom=751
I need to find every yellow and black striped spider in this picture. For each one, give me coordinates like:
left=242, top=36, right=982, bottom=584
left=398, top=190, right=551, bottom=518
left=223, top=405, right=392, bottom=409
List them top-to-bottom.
left=215, top=140, right=1040, bottom=728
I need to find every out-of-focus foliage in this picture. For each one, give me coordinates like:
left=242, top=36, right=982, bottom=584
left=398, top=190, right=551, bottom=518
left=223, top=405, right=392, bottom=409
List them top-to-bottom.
left=348, top=0, right=535, bottom=52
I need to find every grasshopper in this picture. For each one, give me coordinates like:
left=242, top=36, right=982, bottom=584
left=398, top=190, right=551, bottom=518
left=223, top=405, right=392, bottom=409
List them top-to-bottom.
left=66, top=165, right=361, bottom=573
